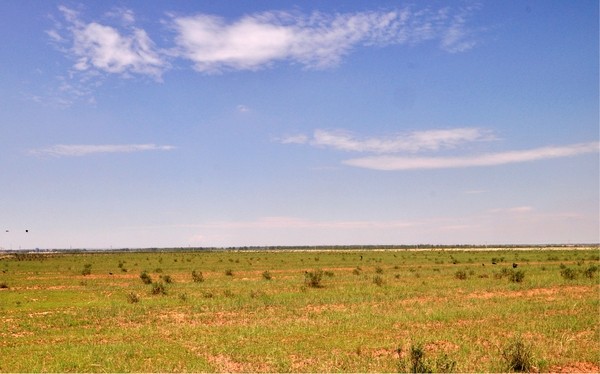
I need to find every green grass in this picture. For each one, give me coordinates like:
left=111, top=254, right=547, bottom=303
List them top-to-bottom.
left=0, top=247, right=598, bottom=372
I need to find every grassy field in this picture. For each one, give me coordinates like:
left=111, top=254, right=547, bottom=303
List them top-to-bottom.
left=0, top=247, right=599, bottom=372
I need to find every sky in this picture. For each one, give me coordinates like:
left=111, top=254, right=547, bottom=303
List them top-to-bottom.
left=0, top=0, right=598, bottom=249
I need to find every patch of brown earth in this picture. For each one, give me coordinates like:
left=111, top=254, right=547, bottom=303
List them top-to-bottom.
left=548, top=362, right=600, bottom=373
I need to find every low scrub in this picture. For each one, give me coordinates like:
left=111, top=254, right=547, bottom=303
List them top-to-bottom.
left=560, top=267, right=577, bottom=280
left=304, top=269, right=324, bottom=288
left=191, top=270, right=204, bottom=282
left=140, top=271, right=153, bottom=285
left=150, top=281, right=166, bottom=295
left=126, top=292, right=140, bottom=304
left=502, top=335, right=534, bottom=372
left=398, top=342, right=457, bottom=373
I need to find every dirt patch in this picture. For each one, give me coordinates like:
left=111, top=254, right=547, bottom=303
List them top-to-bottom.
left=424, top=340, right=460, bottom=354
left=205, top=353, right=246, bottom=372
left=549, top=362, right=600, bottom=373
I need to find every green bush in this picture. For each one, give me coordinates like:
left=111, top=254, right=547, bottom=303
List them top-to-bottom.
left=81, top=263, right=92, bottom=276
left=583, top=265, right=598, bottom=278
left=560, top=267, right=577, bottom=280
left=304, top=269, right=324, bottom=288
left=191, top=270, right=204, bottom=282
left=454, top=270, right=467, bottom=280
left=509, top=270, right=525, bottom=283
left=140, top=271, right=153, bottom=284
left=160, top=274, right=173, bottom=283
left=150, top=281, right=166, bottom=295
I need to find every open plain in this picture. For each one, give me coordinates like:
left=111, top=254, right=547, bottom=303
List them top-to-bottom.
left=0, top=247, right=598, bottom=372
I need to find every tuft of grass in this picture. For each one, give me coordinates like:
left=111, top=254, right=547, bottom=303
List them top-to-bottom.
left=81, top=263, right=92, bottom=276
left=583, top=265, right=598, bottom=278
left=375, top=266, right=384, bottom=274
left=560, top=267, right=577, bottom=280
left=225, top=269, right=234, bottom=277
left=304, top=269, right=324, bottom=288
left=140, top=270, right=153, bottom=284
left=191, top=270, right=204, bottom=282
left=262, top=270, right=272, bottom=280
left=454, top=270, right=467, bottom=280
left=509, top=270, right=525, bottom=283
left=160, top=274, right=174, bottom=283
left=373, top=275, right=385, bottom=287
left=0, top=281, right=8, bottom=289
left=150, top=281, right=166, bottom=295
left=126, top=292, right=140, bottom=304
left=502, top=335, right=534, bottom=372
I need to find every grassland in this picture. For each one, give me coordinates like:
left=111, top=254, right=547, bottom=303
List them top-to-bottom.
left=0, top=247, right=598, bottom=372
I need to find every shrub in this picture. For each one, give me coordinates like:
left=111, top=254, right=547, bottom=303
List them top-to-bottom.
left=81, top=263, right=92, bottom=276
left=583, top=265, right=598, bottom=278
left=375, top=266, right=384, bottom=274
left=352, top=267, right=361, bottom=275
left=560, top=267, right=577, bottom=280
left=154, top=268, right=163, bottom=273
left=225, top=269, right=234, bottom=276
left=304, top=269, right=324, bottom=288
left=191, top=270, right=204, bottom=282
left=262, top=270, right=272, bottom=280
left=324, top=270, right=334, bottom=277
left=454, top=270, right=467, bottom=280
left=509, top=270, right=525, bottom=283
left=140, top=271, right=153, bottom=284
left=160, top=274, right=173, bottom=283
left=373, top=275, right=385, bottom=286
left=150, top=281, right=166, bottom=295
left=0, top=282, right=8, bottom=289
left=126, top=292, right=140, bottom=304
left=178, top=293, right=188, bottom=302
left=502, top=335, right=534, bottom=372
left=398, top=343, right=457, bottom=373
left=408, top=343, right=431, bottom=373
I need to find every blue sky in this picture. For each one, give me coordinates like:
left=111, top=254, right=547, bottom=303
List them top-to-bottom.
left=1, top=1, right=598, bottom=249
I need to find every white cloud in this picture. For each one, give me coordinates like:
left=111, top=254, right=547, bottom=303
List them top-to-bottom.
left=53, top=6, right=166, bottom=79
left=170, top=7, right=478, bottom=73
left=236, top=104, right=250, bottom=113
left=310, top=128, right=494, bottom=153
left=279, top=134, right=310, bottom=145
left=343, top=142, right=600, bottom=170
left=29, top=144, right=176, bottom=157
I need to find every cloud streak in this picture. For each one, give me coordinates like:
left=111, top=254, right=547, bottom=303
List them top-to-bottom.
left=170, top=7, right=477, bottom=73
left=305, top=128, right=494, bottom=153
left=343, top=142, right=600, bottom=170
left=30, top=144, right=176, bottom=157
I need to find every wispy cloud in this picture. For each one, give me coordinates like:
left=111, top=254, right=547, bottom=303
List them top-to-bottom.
left=51, top=6, right=167, bottom=79
left=170, top=7, right=478, bottom=73
left=306, top=128, right=494, bottom=153
left=343, top=142, right=600, bottom=170
left=29, top=144, right=176, bottom=157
